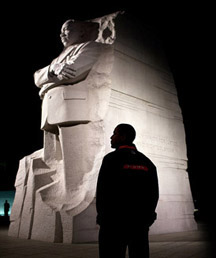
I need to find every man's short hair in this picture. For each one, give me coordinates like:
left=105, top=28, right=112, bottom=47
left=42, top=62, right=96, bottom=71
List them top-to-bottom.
left=116, top=124, right=136, bottom=143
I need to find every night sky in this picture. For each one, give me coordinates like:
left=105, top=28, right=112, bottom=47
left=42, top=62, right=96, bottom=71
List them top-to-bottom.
left=0, top=2, right=214, bottom=222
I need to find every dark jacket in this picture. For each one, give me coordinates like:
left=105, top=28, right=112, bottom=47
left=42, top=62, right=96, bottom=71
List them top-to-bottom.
left=96, top=145, right=159, bottom=227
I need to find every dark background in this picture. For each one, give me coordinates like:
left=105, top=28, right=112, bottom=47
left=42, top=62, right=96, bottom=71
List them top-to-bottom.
left=0, top=2, right=214, bottom=228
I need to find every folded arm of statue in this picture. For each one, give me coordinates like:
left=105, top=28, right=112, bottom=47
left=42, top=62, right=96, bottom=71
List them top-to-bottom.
left=34, top=41, right=105, bottom=98
left=49, top=63, right=76, bottom=80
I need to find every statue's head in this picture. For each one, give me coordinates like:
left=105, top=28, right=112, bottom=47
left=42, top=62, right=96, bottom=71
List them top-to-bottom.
left=60, top=19, right=99, bottom=47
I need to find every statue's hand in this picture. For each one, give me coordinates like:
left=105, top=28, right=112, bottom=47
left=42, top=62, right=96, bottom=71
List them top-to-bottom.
left=51, top=63, right=76, bottom=80
left=58, top=64, right=76, bottom=80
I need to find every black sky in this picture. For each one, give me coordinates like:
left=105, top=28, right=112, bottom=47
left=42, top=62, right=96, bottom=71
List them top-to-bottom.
left=0, top=2, right=214, bottom=221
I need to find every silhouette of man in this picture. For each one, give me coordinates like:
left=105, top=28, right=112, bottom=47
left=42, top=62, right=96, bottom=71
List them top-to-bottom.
left=96, top=124, right=159, bottom=258
left=4, top=200, right=10, bottom=217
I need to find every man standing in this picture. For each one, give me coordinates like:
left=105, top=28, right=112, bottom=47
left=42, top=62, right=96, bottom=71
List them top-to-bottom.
left=96, top=124, right=159, bottom=258
left=4, top=200, right=10, bottom=217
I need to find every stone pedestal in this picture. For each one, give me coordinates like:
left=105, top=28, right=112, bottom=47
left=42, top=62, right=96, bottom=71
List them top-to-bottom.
left=9, top=12, right=197, bottom=243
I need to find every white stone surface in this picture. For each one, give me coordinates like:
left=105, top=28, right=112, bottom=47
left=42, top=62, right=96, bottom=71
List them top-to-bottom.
left=9, top=12, right=197, bottom=243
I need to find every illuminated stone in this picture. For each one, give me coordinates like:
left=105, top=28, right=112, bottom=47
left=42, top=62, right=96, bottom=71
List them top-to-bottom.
left=8, top=12, right=197, bottom=243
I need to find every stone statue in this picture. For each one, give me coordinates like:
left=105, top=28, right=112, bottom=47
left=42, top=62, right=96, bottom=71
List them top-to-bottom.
left=9, top=11, right=197, bottom=244
left=9, top=12, right=119, bottom=243
left=34, top=18, right=116, bottom=132
left=35, top=20, right=105, bottom=98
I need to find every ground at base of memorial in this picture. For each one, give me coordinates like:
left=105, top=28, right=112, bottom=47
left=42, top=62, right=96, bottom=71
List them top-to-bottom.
left=0, top=223, right=214, bottom=258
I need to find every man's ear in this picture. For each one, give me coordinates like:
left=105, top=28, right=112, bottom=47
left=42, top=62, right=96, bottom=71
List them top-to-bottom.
left=120, top=134, right=126, bottom=142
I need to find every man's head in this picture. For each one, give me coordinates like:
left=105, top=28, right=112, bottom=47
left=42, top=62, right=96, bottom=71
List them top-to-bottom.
left=60, top=19, right=99, bottom=47
left=110, top=124, right=136, bottom=149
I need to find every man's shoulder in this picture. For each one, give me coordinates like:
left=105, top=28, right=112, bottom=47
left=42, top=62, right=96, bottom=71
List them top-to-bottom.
left=104, top=150, right=117, bottom=159
left=136, top=150, right=156, bottom=169
left=100, top=151, right=118, bottom=168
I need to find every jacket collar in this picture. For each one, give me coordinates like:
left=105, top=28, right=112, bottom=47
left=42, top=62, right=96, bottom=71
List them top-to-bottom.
left=118, top=145, right=136, bottom=150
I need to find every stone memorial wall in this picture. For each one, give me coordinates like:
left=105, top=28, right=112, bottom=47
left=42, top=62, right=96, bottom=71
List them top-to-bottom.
left=9, top=12, right=197, bottom=243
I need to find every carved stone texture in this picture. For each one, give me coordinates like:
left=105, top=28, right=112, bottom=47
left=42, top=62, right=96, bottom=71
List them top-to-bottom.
left=9, top=12, right=197, bottom=243
left=9, top=12, right=117, bottom=243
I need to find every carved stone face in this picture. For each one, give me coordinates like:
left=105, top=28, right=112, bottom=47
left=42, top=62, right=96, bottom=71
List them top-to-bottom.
left=60, top=20, right=85, bottom=47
